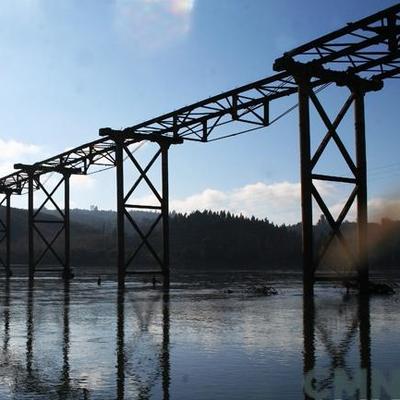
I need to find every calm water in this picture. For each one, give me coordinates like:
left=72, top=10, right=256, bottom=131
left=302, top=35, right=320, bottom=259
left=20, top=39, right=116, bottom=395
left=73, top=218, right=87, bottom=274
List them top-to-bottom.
left=0, top=272, right=399, bottom=399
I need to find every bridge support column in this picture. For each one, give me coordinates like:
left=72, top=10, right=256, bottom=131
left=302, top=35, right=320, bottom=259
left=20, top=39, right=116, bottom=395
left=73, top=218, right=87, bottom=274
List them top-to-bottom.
left=295, top=75, right=374, bottom=295
left=298, top=77, right=314, bottom=297
left=354, top=90, right=369, bottom=292
left=110, top=133, right=182, bottom=289
left=115, top=138, right=125, bottom=288
left=161, top=143, right=170, bottom=289
left=16, top=164, right=81, bottom=281
left=28, top=172, right=34, bottom=281
left=63, top=173, right=71, bottom=280
left=0, top=191, right=12, bottom=277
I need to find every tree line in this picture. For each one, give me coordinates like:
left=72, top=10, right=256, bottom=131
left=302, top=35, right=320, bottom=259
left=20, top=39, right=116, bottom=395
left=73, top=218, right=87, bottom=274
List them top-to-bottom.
left=0, top=207, right=399, bottom=272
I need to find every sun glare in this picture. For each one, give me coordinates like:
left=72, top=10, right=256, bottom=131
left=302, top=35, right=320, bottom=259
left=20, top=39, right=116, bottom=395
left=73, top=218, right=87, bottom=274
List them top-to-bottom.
left=170, top=0, right=195, bottom=15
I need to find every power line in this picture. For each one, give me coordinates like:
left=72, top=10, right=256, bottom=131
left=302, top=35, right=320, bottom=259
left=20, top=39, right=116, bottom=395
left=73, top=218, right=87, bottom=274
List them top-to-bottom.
left=208, top=82, right=332, bottom=143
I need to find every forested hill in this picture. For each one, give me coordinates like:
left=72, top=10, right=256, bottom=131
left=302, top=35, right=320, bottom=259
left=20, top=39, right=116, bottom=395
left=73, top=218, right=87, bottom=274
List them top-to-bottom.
left=0, top=207, right=400, bottom=271
left=171, top=211, right=300, bottom=269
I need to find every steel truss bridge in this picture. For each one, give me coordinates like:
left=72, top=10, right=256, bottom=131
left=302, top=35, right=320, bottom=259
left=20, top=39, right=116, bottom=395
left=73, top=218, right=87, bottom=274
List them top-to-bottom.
left=0, top=4, right=399, bottom=294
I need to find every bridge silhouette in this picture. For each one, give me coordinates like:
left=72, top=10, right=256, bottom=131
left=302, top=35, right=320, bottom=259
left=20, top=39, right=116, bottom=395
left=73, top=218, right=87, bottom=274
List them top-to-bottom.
left=0, top=4, right=399, bottom=295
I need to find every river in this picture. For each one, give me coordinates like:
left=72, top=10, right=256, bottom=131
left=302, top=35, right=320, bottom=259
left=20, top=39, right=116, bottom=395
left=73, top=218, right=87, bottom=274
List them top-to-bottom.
left=0, top=272, right=399, bottom=399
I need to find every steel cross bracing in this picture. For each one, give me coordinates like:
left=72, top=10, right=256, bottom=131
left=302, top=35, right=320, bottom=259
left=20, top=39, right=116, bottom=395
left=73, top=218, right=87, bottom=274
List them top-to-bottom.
left=274, top=3, right=400, bottom=80
left=0, top=4, right=397, bottom=287
left=293, top=76, right=373, bottom=294
left=109, top=133, right=183, bottom=286
left=13, top=164, right=82, bottom=280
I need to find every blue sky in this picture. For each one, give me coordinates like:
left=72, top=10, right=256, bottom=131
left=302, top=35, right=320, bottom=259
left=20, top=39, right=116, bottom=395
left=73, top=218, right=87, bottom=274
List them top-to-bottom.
left=0, top=0, right=399, bottom=224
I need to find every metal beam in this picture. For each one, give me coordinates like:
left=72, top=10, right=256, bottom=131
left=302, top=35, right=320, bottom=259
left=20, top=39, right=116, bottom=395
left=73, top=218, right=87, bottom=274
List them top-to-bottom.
left=274, top=3, right=400, bottom=78
left=297, top=75, right=314, bottom=296
left=354, top=90, right=369, bottom=292
left=115, top=139, right=125, bottom=289
left=161, top=143, right=170, bottom=289
left=28, top=172, right=34, bottom=281
left=63, top=173, right=72, bottom=280
left=0, top=192, right=12, bottom=277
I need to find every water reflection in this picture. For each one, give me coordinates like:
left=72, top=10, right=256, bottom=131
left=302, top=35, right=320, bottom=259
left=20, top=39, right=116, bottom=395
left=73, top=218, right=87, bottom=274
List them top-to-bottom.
left=1, top=274, right=397, bottom=399
left=2, top=277, right=9, bottom=355
left=26, top=279, right=34, bottom=375
left=21, top=280, right=89, bottom=398
left=59, top=280, right=71, bottom=397
left=0, top=281, right=170, bottom=399
left=117, top=287, right=170, bottom=400
left=117, top=288, right=125, bottom=400
left=161, top=290, right=170, bottom=400
left=303, top=292, right=372, bottom=399
left=303, top=293, right=315, bottom=400
left=359, top=295, right=372, bottom=400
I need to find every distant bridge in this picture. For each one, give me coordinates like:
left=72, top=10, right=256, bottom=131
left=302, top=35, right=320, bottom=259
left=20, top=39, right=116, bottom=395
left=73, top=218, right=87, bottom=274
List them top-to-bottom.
left=0, top=4, right=399, bottom=294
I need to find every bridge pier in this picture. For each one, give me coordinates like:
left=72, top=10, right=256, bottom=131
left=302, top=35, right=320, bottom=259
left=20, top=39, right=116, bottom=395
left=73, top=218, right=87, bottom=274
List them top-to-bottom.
left=293, top=69, right=381, bottom=295
left=298, top=77, right=314, bottom=297
left=354, top=90, right=369, bottom=291
left=102, top=129, right=182, bottom=289
left=15, top=164, right=81, bottom=281
left=0, top=191, right=12, bottom=277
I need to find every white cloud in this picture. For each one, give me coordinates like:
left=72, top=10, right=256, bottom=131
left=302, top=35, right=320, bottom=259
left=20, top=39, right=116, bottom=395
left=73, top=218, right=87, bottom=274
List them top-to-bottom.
left=113, top=0, right=195, bottom=50
left=0, top=139, right=40, bottom=160
left=0, top=139, right=41, bottom=179
left=70, top=174, right=95, bottom=190
left=170, top=181, right=337, bottom=225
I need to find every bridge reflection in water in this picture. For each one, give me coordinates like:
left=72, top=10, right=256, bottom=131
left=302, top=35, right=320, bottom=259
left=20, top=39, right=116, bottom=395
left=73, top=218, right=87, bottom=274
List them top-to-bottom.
left=2, top=276, right=396, bottom=399
left=0, top=279, right=170, bottom=400
left=117, top=287, right=170, bottom=400
left=303, top=292, right=372, bottom=400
